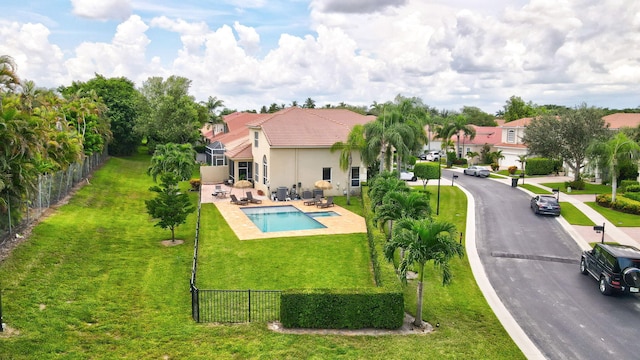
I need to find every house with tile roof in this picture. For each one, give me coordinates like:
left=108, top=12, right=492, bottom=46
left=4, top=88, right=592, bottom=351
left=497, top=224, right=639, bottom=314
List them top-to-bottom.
left=200, top=107, right=374, bottom=197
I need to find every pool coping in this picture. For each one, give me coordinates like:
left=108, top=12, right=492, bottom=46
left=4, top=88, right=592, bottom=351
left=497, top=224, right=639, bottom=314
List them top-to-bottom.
left=202, top=185, right=367, bottom=240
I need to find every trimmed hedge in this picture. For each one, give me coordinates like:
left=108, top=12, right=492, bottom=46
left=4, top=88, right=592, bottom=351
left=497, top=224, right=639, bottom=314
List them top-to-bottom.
left=525, top=157, right=554, bottom=175
left=620, top=180, right=640, bottom=193
left=625, top=184, right=640, bottom=193
left=279, top=186, right=404, bottom=330
left=623, top=192, right=640, bottom=202
left=596, top=193, right=640, bottom=215
left=280, top=288, right=404, bottom=329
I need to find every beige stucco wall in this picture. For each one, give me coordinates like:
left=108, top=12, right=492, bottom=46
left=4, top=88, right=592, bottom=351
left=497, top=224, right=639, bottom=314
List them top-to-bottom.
left=248, top=128, right=365, bottom=197
left=200, top=165, right=229, bottom=184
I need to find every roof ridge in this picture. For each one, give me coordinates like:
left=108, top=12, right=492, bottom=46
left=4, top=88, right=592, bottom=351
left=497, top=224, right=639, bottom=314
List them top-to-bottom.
left=305, top=108, right=348, bottom=127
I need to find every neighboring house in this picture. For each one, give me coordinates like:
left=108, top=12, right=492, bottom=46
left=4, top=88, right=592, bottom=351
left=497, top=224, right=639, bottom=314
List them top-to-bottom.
left=201, top=107, right=374, bottom=197
left=495, top=117, right=533, bottom=169
left=461, top=126, right=502, bottom=164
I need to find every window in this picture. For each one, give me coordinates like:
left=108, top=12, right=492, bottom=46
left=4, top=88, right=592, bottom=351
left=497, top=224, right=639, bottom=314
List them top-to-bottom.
left=507, top=129, right=515, bottom=143
left=254, top=131, right=259, bottom=148
left=262, top=155, right=268, bottom=185
left=238, top=162, right=251, bottom=181
left=254, top=162, right=259, bottom=182
left=323, top=167, right=331, bottom=182
left=351, top=167, right=360, bottom=187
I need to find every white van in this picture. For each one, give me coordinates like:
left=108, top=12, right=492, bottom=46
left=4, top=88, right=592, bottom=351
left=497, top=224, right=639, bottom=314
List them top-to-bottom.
left=425, top=150, right=442, bottom=161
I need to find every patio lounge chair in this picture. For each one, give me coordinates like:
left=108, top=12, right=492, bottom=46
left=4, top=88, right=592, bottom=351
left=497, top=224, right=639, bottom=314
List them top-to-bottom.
left=245, top=192, right=262, bottom=204
left=230, top=194, right=248, bottom=205
left=304, top=195, right=322, bottom=206
left=317, top=196, right=334, bottom=208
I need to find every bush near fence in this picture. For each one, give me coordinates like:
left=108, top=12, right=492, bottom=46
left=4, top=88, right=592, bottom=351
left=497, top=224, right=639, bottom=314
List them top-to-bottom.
left=524, top=157, right=555, bottom=176
left=278, top=186, right=404, bottom=330
left=597, top=193, right=640, bottom=215
left=280, top=288, right=403, bottom=329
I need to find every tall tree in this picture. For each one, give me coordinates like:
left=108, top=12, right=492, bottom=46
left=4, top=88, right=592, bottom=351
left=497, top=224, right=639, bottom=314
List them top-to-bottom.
left=0, top=55, right=20, bottom=111
left=136, top=76, right=206, bottom=151
left=503, top=95, right=537, bottom=122
left=201, top=96, right=224, bottom=124
left=303, top=97, right=316, bottom=108
left=522, top=104, right=608, bottom=181
left=461, top=106, right=497, bottom=126
left=439, top=114, right=476, bottom=159
left=330, top=124, right=365, bottom=205
left=587, top=132, right=640, bottom=202
left=147, top=143, right=197, bottom=182
left=145, top=172, right=195, bottom=242
left=374, top=190, right=431, bottom=238
left=384, top=218, right=464, bottom=327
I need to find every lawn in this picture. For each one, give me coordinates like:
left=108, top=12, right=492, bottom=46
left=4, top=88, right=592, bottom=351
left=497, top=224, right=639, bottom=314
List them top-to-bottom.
left=0, top=154, right=523, bottom=359
left=541, top=181, right=612, bottom=195
left=519, top=183, right=553, bottom=194
left=560, top=202, right=595, bottom=226
left=585, top=202, right=640, bottom=227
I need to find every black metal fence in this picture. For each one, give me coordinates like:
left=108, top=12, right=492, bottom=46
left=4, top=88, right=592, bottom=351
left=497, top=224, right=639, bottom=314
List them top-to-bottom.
left=190, top=186, right=281, bottom=323
left=192, top=289, right=281, bottom=323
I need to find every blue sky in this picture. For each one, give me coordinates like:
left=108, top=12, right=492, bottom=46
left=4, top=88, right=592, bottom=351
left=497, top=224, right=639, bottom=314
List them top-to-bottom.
left=2, top=0, right=639, bottom=113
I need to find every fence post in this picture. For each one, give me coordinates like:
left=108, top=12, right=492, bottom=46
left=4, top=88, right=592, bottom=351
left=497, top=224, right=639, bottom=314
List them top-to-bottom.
left=0, top=285, right=4, bottom=332
left=248, top=289, right=251, bottom=322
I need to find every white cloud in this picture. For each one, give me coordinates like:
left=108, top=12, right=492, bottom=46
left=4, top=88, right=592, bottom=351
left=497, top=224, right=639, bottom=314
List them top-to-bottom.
left=71, top=0, right=132, bottom=21
left=64, top=15, right=150, bottom=84
left=233, top=21, right=260, bottom=55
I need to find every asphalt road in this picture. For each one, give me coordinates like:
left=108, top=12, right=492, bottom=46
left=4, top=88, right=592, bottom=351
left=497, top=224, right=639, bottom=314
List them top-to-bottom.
left=444, top=169, right=640, bottom=360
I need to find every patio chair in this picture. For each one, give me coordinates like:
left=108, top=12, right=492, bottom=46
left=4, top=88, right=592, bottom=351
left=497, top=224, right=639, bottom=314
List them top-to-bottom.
left=212, top=184, right=222, bottom=197
left=245, top=192, right=262, bottom=204
left=230, top=194, right=248, bottom=205
left=304, top=195, right=322, bottom=206
left=317, top=196, right=334, bottom=208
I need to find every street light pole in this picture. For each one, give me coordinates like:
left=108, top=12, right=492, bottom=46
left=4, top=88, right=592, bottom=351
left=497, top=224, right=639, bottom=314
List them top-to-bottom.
left=436, top=157, right=442, bottom=215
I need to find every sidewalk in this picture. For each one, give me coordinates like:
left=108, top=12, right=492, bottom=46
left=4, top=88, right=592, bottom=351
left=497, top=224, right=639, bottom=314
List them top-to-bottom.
left=508, top=174, right=640, bottom=249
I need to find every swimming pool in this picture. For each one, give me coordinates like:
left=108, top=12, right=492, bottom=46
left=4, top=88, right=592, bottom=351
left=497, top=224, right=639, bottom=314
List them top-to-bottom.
left=241, top=205, right=327, bottom=232
left=306, top=211, right=340, bottom=218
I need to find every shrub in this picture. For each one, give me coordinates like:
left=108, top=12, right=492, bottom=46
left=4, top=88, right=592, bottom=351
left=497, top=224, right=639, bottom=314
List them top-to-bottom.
left=193, top=145, right=206, bottom=153
left=453, top=158, right=468, bottom=165
left=525, top=158, right=555, bottom=175
left=490, top=162, right=499, bottom=171
left=507, top=166, right=518, bottom=175
left=189, top=178, right=201, bottom=191
left=564, top=179, right=586, bottom=190
left=619, top=180, right=640, bottom=193
left=625, top=184, right=640, bottom=193
left=623, top=192, right=640, bottom=202
left=597, top=193, right=640, bottom=215
left=280, top=289, right=404, bottom=329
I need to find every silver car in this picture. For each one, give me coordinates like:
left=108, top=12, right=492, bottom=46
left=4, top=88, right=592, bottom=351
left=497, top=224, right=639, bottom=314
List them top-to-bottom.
left=463, top=166, right=490, bottom=177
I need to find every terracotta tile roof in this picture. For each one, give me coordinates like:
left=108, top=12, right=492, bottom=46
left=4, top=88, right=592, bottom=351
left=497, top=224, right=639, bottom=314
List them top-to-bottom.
left=247, top=107, right=374, bottom=147
left=603, top=113, right=640, bottom=129
left=500, top=117, right=533, bottom=127
left=494, top=119, right=506, bottom=126
left=465, top=125, right=501, bottom=145
left=225, top=140, right=253, bottom=160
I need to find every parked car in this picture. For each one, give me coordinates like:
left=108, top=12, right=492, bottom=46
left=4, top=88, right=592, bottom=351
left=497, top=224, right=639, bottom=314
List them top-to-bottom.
left=425, top=150, right=442, bottom=161
left=418, top=153, right=428, bottom=160
left=463, top=166, right=490, bottom=177
left=400, top=171, right=417, bottom=181
left=530, top=195, right=561, bottom=216
left=580, top=243, right=640, bottom=295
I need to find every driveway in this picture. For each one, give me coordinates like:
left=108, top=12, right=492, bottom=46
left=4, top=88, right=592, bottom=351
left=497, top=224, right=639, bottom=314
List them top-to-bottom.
left=445, top=169, right=640, bottom=359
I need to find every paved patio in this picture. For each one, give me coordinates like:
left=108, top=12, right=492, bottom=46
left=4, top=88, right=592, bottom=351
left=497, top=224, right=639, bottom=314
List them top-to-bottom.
left=201, top=184, right=367, bottom=240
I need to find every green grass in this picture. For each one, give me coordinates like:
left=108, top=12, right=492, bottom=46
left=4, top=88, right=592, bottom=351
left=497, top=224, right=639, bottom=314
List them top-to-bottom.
left=0, top=154, right=523, bottom=359
left=541, top=182, right=612, bottom=195
left=519, top=183, right=553, bottom=194
left=560, top=202, right=595, bottom=226
left=585, top=202, right=640, bottom=227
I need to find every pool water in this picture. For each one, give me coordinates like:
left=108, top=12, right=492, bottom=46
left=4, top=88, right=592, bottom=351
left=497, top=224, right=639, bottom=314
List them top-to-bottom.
left=241, top=205, right=327, bottom=232
left=306, top=211, right=340, bottom=218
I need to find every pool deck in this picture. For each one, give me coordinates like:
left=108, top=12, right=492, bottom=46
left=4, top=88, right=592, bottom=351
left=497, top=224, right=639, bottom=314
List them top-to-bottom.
left=201, top=184, right=367, bottom=240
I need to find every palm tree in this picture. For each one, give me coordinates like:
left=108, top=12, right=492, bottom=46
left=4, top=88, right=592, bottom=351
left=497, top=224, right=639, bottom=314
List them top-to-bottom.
left=0, top=55, right=20, bottom=111
left=201, top=96, right=225, bottom=124
left=440, top=115, right=476, bottom=159
left=330, top=124, right=366, bottom=205
left=588, top=132, right=640, bottom=202
left=147, top=143, right=197, bottom=182
left=490, top=150, right=505, bottom=169
left=466, top=151, right=479, bottom=165
left=517, top=155, right=527, bottom=173
left=367, top=172, right=410, bottom=214
left=373, top=191, right=431, bottom=239
left=384, top=218, right=464, bottom=327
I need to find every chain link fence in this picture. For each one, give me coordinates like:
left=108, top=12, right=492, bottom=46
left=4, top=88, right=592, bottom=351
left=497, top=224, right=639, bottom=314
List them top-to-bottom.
left=0, top=151, right=108, bottom=246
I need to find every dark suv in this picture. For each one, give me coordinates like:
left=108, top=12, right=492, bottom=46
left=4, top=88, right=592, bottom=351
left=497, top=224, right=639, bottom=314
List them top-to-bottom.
left=580, top=243, right=640, bottom=295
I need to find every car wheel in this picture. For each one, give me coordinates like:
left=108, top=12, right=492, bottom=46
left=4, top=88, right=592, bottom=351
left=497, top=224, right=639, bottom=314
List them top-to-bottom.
left=411, top=177, right=417, bottom=182
left=580, top=258, right=588, bottom=275
left=599, top=276, right=613, bottom=295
